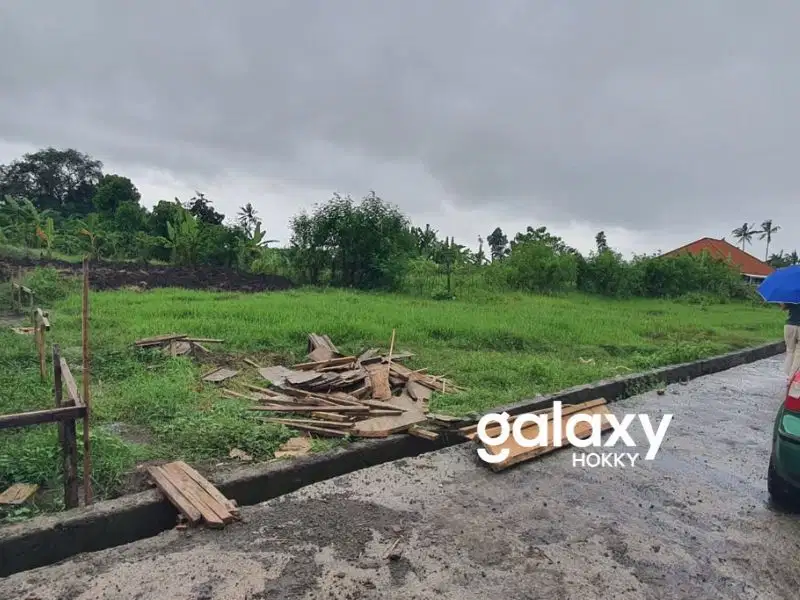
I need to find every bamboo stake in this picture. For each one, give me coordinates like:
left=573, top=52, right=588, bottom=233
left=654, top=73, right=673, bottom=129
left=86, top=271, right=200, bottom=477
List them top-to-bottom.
left=81, top=257, right=93, bottom=505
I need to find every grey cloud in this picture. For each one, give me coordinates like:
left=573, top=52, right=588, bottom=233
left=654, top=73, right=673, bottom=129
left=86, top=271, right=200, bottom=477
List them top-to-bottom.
left=1, top=0, right=798, bottom=234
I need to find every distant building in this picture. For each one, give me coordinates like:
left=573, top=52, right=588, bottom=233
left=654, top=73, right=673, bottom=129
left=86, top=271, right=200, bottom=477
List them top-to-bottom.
left=660, top=237, right=774, bottom=284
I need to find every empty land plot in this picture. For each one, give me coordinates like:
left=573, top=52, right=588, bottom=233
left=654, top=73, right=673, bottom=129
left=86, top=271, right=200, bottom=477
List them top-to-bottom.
left=0, top=286, right=783, bottom=511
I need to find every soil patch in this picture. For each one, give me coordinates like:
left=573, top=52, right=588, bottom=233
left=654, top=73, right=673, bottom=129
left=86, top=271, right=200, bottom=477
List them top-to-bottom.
left=0, top=256, right=294, bottom=293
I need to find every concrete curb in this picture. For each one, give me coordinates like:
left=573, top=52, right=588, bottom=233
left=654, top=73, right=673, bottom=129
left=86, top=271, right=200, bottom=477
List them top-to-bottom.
left=0, top=339, right=786, bottom=577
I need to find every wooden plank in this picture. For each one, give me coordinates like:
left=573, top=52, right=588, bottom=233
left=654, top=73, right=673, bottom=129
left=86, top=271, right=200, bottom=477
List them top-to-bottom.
left=81, top=257, right=93, bottom=505
left=34, top=308, right=50, bottom=330
left=306, top=333, right=340, bottom=361
left=135, top=334, right=188, bottom=347
left=184, top=338, right=224, bottom=343
left=54, top=345, right=79, bottom=509
left=307, top=346, right=334, bottom=363
left=356, top=348, right=380, bottom=365
left=291, top=356, right=356, bottom=371
left=59, top=358, right=83, bottom=407
left=366, top=364, right=392, bottom=400
left=258, top=365, right=296, bottom=384
left=202, top=367, right=239, bottom=383
left=286, top=371, right=324, bottom=386
left=406, top=380, right=432, bottom=402
left=242, top=383, right=280, bottom=396
left=222, top=389, right=304, bottom=407
left=386, top=392, right=420, bottom=412
left=461, top=399, right=607, bottom=440
left=0, top=405, right=86, bottom=430
left=249, top=405, right=367, bottom=414
left=485, top=405, right=613, bottom=471
left=366, top=409, right=406, bottom=417
left=351, top=410, right=428, bottom=438
left=312, top=411, right=351, bottom=422
left=262, top=417, right=353, bottom=429
left=261, top=419, right=349, bottom=437
left=408, top=426, right=440, bottom=441
left=274, top=436, right=312, bottom=458
left=171, top=461, right=238, bottom=515
left=163, top=462, right=233, bottom=524
left=147, top=465, right=203, bottom=525
left=0, top=483, right=39, bottom=505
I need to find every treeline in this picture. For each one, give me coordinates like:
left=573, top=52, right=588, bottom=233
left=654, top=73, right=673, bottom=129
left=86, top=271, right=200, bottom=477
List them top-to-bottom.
left=0, top=147, right=788, bottom=302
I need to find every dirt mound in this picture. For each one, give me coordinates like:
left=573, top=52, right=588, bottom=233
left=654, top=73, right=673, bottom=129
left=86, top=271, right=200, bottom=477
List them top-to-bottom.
left=0, top=256, right=294, bottom=293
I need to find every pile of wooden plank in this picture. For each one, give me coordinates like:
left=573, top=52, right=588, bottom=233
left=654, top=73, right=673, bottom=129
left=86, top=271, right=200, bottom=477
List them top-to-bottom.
left=226, top=333, right=463, bottom=439
left=134, top=334, right=224, bottom=357
left=459, top=398, right=613, bottom=471
left=147, top=460, right=239, bottom=529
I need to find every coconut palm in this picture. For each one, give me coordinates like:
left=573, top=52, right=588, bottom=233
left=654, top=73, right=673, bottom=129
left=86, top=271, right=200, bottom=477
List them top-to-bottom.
left=237, top=203, right=259, bottom=237
left=759, top=219, right=780, bottom=261
left=732, top=222, right=757, bottom=251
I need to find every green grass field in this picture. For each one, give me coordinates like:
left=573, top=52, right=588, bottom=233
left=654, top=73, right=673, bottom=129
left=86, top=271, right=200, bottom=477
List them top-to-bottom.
left=0, top=285, right=785, bottom=515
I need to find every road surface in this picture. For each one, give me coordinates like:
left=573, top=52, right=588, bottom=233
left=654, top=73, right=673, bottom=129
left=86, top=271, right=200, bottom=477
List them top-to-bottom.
left=3, top=356, right=800, bottom=599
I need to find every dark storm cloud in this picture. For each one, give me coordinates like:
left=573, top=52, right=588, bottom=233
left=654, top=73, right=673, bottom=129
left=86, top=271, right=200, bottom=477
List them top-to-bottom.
left=0, top=1, right=798, bottom=231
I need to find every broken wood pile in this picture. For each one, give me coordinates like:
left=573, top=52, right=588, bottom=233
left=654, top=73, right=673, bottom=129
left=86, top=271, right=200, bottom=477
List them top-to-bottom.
left=227, top=333, right=464, bottom=440
left=134, top=334, right=224, bottom=357
left=460, top=398, right=613, bottom=471
left=147, top=460, right=239, bottom=529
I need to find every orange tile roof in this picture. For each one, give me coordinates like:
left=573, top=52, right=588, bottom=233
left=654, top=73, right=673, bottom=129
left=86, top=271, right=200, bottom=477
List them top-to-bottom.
left=661, top=237, right=774, bottom=277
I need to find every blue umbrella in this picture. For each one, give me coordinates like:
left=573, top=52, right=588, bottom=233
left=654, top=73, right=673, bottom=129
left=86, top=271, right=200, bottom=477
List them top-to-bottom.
left=757, top=265, right=800, bottom=304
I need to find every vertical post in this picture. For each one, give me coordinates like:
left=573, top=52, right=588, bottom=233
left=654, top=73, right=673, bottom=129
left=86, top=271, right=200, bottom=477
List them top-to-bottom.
left=81, top=257, right=93, bottom=505
left=16, top=267, right=22, bottom=310
left=36, top=321, right=46, bottom=382
left=53, top=345, right=79, bottom=509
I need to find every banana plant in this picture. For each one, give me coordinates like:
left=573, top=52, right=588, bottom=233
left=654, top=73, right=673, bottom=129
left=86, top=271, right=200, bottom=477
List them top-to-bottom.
left=165, top=208, right=201, bottom=265
left=75, top=213, right=103, bottom=259
left=35, top=217, right=56, bottom=258
left=236, top=220, right=278, bottom=269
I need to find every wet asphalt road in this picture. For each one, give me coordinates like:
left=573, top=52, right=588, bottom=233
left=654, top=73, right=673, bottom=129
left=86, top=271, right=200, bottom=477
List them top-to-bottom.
left=3, top=356, right=800, bottom=600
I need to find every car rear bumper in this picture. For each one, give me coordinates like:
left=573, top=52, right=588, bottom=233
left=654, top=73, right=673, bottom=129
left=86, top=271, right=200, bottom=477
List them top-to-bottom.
left=774, top=413, right=800, bottom=488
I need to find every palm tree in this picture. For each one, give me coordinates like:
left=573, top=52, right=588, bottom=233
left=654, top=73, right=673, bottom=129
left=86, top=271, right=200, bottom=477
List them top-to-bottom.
left=237, top=203, right=259, bottom=237
left=759, top=219, right=780, bottom=261
left=732, top=223, right=757, bottom=251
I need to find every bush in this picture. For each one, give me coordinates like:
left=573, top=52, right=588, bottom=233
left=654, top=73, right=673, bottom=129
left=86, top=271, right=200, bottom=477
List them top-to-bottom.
left=490, top=240, right=577, bottom=293
left=22, top=267, right=79, bottom=304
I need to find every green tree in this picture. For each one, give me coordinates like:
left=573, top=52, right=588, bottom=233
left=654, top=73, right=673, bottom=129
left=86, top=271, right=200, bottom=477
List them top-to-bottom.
left=0, top=147, right=102, bottom=215
left=91, top=174, right=141, bottom=214
left=289, top=191, right=414, bottom=290
left=185, top=192, right=224, bottom=225
left=237, top=203, right=259, bottom=236
left=759, top=219, right=780, bottom=261
left=732, top=222, right=757, bottom=251
left=487, top=227, right=509, bottom=261
left=595, top=231, right=608, bottom=253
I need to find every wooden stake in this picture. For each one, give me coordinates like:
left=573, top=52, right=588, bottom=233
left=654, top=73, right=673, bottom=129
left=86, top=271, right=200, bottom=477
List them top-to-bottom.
left=81, top=257, right=93, bottom=505
left=36, top=319, right=46, bottom=382
left=386, top=328, right=396, bottom=378
left=54, top=345, right=79, bottom=509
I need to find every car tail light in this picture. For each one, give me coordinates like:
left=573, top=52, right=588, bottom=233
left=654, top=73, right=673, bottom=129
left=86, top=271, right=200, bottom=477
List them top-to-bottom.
left=786, top=372, right=800, bottom=412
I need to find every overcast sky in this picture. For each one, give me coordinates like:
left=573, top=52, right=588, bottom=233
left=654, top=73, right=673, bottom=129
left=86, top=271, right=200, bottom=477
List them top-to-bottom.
left=1, top=1, right=797, bottom=258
